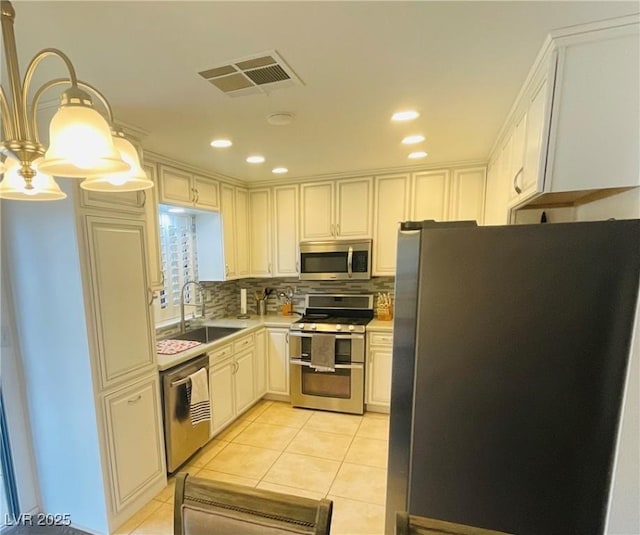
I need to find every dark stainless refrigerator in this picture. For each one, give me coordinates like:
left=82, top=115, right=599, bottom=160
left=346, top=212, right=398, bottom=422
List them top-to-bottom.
left=386, top=220, right=640, bottom=535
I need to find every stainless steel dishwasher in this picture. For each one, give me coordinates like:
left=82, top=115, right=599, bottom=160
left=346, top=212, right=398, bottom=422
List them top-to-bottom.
left=160, top=354, right=209, bottom=473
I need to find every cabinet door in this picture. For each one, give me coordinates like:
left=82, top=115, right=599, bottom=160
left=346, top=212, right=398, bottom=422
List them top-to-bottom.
left=547, top=32, right=639, bottom=192
left=522, top=76, right=549, bottom=197
left=507, top=113, right=528, bottom=204
left=483, top=153, right=510, bottom=226
left=142, top=162, right=164, bottom=291
left=159, top=166, right=193, bottom=206
left=449, top=168, right=486, bottom=223
left=411, top=170, right=450, bottom=221
left=373, top=174, right=410, bottom=275
left=194, top=175, right=220, bottom=210
left=335, top=178, right=373, bottom=238
left=300, top=182, right=334, bottom=240
left=220, top=184, right=237, bottom=279
left=273, top=185, right=299, bottom=277
left=235, top=188, right=251, bottom=277
left=80, top=189, right=145, bottom=214
left=249, top=189, right=273, bottom=277
left=84, top=216, right=156, bottom=389
left=254, top=329, right=267, bottom=399
left=267, top=329, right=289, bottom=395
left=367, top=348, right=393, bottom=407
left=234, top=350, right=255, bottom=415
left=210, top=360, right=235, bottom=435
left=102, top=375, right=165, bottom=512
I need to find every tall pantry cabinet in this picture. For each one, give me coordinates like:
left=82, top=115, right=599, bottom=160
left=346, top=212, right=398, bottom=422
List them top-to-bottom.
left=1, top=179, right=166, bottom=534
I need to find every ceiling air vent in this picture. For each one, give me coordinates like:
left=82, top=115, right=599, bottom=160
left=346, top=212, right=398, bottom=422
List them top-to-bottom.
left=198, top=50, right=303, bottom=97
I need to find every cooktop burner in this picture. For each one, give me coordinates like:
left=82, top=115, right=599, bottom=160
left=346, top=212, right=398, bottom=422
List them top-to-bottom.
left=291, top=294, right=375, bottom=333
left=296, top=315, right=371, bottom=326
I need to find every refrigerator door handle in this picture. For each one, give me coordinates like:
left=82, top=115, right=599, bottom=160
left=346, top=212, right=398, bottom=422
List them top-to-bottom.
left=347, top=246, right=353, bottom=278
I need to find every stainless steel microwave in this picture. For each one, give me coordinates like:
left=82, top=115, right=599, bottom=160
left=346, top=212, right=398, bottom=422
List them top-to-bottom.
left=299, top=240, right=372, bottom=280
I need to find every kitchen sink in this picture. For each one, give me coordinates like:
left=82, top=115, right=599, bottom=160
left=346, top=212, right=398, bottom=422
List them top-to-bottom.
left=171, top=326, right=242, bottom=344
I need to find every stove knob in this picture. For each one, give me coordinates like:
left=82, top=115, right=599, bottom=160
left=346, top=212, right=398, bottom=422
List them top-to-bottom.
left=298, top=324, right=305, bottom=330
left=311, top=324, right=317, bottom=330
left=336, top=325, right=342, bottom=331
left=349, top=325, right=355, bottom=332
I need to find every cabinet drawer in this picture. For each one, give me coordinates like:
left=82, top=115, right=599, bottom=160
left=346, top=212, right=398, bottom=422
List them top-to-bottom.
left=369, top=332, right=394, bottom=346
left=233, top=334, right=254, bottom=354
left=209, top=344, right=233, bottom=365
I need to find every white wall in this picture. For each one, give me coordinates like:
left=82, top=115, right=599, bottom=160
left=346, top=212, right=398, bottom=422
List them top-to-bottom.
left=1, top=181, right=109, bottom=534
left=576, top=188, right=640, bottom=221
left=0, top=262, right=39, bottom=514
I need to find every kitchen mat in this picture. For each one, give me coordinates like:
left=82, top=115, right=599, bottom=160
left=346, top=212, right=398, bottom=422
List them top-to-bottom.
left=156, top=339, right=202, bottom=355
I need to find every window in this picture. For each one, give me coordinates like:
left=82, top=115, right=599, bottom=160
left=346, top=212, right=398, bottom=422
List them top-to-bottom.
left=154, top=209, right=201, bottom=324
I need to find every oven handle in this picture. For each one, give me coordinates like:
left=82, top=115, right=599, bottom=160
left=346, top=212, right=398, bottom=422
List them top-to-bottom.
left=289, top=332, right=364, bottom=340
left=289, top=358, right=363, bottom=370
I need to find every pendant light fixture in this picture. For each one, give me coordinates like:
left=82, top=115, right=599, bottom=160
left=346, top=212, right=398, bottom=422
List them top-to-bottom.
left=0, top=0, right=151, bottom=201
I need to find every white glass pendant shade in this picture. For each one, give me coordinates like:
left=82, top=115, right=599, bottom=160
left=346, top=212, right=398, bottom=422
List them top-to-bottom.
left=39, top=103, right=129, bottom=178
left=81, top=135, right=153, bottom=192
left=0, top=158, right=66, bottom=201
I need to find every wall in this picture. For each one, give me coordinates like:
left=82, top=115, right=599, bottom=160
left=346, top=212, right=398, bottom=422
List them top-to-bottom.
left=156, top=277, right=395, bottom=337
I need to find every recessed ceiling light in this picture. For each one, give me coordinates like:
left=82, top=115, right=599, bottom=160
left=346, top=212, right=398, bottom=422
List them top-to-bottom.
left=392, top=110, right=420, bottom=121
left=267, top=112, right=295, bottom=126
left=402, top=135, right=425, bottom=145
left=210, top=139, right=232, bottom=148
left=408, top=151, right=428, bottom=159
left=246, top=155, right=265, bottom=164
left=272, top=167, right=288, bottom=174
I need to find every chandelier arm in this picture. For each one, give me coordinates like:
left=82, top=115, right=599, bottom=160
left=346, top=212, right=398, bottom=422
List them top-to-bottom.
left=21, top=48, right=79, bottom=140
left=28, top=78, right=115, bottom=146
left=0, top=85, right=16, bottom=140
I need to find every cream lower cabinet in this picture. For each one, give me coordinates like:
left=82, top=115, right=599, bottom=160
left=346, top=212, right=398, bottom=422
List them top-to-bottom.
left=254, top=328, right=267, bottom=398
left=266, top=328, right=290, bottom=396
left=366, top=331, right=394, bottom=411
left=209, top=334, right=256, bottom=436
left=210, top=357, right=236, bottom=436
left=101, top=375, right=165, bottom=513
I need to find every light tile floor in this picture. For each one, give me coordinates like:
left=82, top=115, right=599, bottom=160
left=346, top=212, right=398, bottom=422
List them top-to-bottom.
left=117, top=401, right=390, bottom=535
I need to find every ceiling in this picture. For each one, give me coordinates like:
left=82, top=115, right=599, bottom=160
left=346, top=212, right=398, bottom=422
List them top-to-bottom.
left=8, top=1, right=639, bottom=183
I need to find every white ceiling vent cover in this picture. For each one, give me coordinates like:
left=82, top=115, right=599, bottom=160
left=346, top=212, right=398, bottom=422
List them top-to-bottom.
left=198, top=50, right=303, bottom=97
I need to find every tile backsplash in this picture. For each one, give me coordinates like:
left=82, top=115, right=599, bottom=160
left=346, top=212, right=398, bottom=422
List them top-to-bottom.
left=156, top=276, right=395, bottom=337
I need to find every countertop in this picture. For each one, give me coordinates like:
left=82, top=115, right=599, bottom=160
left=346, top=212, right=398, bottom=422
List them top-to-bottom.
left=157, top=314, right=299, bottom=371
left=367, top=318, right=394, bottom=332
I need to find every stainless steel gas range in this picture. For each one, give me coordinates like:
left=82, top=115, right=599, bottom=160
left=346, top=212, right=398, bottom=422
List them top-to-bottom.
left=289, top=294, right=374, bottom=415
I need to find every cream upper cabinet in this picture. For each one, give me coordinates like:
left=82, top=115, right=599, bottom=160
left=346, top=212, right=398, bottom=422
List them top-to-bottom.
left=546, top=26, right=639, bottom=192
left=521, top=77, right=549, bottom=198
left=142, top=162, right=164, bottom=291
left=158, top=164, right=220, bottom=210
left=449, top=168, right=487, bottom=223
left=411, top=170, right=451, bottom=221
left=373, top=174, right=410, bottom=276
left=193, top=175, right=220, bottom=210
left=300, top=178, right=372, bottom=241
left=335, top=178, right=373, bottom=238
left=300, top=182, right=334, bottom=240
left=219, top=184, right=237, bottom=279
left=273, top=185, right=299, bottom=277
left=235, top=188, right=250, bottom=277
left=249, top=189, right=273, bottom=277
left=84, top=215, right=156, bottom=390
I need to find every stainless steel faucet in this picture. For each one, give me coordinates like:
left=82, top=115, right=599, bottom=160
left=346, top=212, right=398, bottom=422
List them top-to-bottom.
left=180, top=280, right=206, bottom=333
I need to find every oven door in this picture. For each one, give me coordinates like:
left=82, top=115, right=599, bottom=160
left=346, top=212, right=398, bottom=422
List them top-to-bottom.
left=289, top=332, right=365, bottom=414
left=290, top=360, right=365, bottom=415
